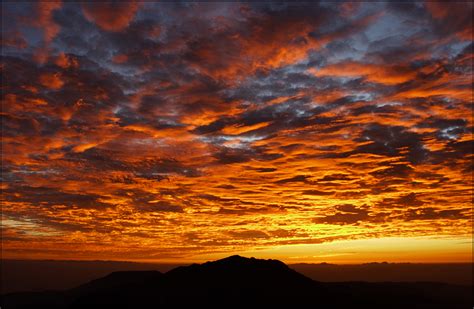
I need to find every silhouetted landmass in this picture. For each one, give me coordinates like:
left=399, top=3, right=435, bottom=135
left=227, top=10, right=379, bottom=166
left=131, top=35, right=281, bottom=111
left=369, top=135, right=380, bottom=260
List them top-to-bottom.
left=1, top=256, right=472, bottom=308
left=1, top=259, right=181, bottom=294
left=2, top=259, right=472, bottom=294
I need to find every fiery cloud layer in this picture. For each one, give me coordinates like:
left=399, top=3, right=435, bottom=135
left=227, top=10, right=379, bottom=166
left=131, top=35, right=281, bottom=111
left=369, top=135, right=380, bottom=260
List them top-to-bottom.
left=1, top=2, right=472, bottom=262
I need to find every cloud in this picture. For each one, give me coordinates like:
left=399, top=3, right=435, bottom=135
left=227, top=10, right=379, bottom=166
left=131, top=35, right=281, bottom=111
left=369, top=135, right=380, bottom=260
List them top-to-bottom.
left=23, top=1, right=63, bottom=64
left=36, top=1, right=63, bottom=43
left=82, top=1, right=140, bottom=32
left=425, top=1, right=473, bottom=39
left=1, top=2, right=472, bottom=260
left=55, top=52, right=79, bottom=69
left=310, top=61, right=418, bottom=85
left=39, top=73, right=64, bottom=89
left=352, top=124, right=429, bottom=165
left=276, top=175, right=310, bottom=184
left=2, top=185, right=111, bottom=209
left=302, top=190, right=334, bottom=196
left=378, top=193, right=425, bottom=208
left=313, top=204, right=373, bottom=225
left=402, top=207, right=469, bottom=221
left=227, top=230, right=270, bottom=239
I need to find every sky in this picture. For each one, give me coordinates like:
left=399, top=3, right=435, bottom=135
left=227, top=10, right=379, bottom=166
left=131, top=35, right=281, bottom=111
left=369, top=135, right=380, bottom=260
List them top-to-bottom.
left=1, top=1, right=473, bottom=263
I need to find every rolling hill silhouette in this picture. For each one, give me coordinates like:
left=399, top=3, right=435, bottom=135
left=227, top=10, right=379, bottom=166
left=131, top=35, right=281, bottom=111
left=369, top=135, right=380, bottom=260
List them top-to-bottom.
left=1, top=255, right=471, bottom=308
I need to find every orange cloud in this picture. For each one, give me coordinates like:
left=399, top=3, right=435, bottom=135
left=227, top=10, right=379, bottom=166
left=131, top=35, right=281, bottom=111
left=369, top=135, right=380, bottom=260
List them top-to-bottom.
left=29, top=1, right=62, bottom=64
left=36, top=1, right=62, bottom=43
left=82, top=1, right=140, bottom=32
left=424, top=1, right=473, bottom=40
left=189, top=11, right=384, bottom=83
left=1, top=32, right=27, bottom=49
left=55, top=52, right=79, bottom=69
left=112, top=54, right=128, bottom=64
left=310, top=61, right=418, bottom=85
left=39, top=73, right=64, bottom=89
left=221, top=122, right=271, bottom=135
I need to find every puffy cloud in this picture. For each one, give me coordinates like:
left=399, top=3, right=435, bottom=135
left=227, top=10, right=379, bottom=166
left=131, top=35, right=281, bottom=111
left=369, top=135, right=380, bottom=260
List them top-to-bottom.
left=36, top=1, right=63, bottom=43
left=81, top=1, right=140, bottom=32
left=425, top=1, right=473, bottom=39
left=39, top=73, right=64, bottom=89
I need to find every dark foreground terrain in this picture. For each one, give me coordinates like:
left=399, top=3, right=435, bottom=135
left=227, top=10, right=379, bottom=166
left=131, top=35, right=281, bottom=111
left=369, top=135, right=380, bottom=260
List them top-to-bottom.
left=1, top=256, right=472, bottom=308
left=3, top=259, right=472, bottom=294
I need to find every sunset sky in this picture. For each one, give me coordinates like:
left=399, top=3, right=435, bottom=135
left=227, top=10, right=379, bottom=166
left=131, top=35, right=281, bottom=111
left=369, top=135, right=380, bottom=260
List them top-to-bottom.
left=1, top=1, right=472, bottom=264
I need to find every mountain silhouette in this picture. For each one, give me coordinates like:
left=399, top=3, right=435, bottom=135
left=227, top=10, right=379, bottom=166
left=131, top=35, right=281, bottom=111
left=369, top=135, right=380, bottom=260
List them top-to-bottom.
left=1, top=255, right=471, bottom=308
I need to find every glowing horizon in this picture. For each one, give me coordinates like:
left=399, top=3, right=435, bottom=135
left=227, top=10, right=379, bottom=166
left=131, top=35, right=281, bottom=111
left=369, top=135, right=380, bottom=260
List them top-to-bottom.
left=1, top=2, right=473, bottom=263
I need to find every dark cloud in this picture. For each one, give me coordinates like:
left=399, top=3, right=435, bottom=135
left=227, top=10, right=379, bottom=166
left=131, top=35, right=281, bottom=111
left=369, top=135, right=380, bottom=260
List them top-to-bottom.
left=353, top=124, right=429, bottom=165
left=213, top=146, right=283, bottom=165
left=66, top=149, right=200, bottom=178
left=369, top=164, right=414, bottom=180
left=255, top=167, right=277, bottom=173
left=318, top=173, right=354, bottom=182
left=275, top=175, right=310, bottom=184
left=215, top=184, right=237, bottom=190
left=2, top=186, right=111, bottom=209
left=302, top=190, right=334, bottom=196
left=379, top=193, right=425, bottom=208
left=313, top=204, right=374, bottom=225
left=402, top=207, right=469, bottom=221
left=227, top=230, right=269, bottom=239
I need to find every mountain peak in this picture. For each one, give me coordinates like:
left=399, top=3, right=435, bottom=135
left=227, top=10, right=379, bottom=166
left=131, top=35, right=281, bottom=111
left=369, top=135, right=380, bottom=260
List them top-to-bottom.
left=219, top=254, right=247, bottom=260
left=164, top=255, right=312, bottom=291
left=208, top=255, right=289, bottom=269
